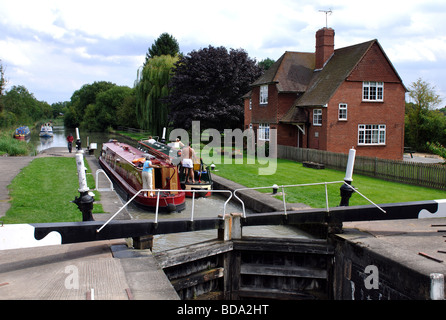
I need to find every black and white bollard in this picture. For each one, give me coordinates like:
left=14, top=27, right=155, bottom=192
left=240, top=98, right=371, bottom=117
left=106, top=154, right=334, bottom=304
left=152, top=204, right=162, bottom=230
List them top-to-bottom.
left=340, top=148, right=356, bottom=206
left=73, top=149, right=95, bottom=221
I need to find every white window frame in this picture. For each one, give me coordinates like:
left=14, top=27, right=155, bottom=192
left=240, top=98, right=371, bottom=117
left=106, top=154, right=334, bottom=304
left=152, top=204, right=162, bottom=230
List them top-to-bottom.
left=363, top=81, right=384, bottom=101
left=260, top=85, right=268, bottom=105
left=249, top=98, right=252, bottom=110
left=338, top=103, right=347, bottom=120
left=313, top=109, right=322, bottom=126
left=258, top=123, right=270, bottom=141
left=358, top=124, right=386, bottom=145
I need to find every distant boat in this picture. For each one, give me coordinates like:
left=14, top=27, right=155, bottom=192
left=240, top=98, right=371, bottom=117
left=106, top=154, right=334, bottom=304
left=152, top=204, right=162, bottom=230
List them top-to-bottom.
left=39, top=123, right=53, bottom=137
left=13, top=126, right=30, bottom=140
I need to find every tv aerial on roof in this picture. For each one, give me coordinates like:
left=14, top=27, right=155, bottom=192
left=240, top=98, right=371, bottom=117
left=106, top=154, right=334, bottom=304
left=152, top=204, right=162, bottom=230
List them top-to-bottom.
left=319, top=9, right=333, bottom=28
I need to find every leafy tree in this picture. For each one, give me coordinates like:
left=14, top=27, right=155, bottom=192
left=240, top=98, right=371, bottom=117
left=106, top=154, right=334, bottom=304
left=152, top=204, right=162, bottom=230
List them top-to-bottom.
left=145, top=33, right=180, bottom=65
left=166, top=46, right=263, bottom=131
left=135, top=54, right=178, bottom=135
left=258, top=58, right=275, bottom=71
left=405, top=78, right=443, bottom=151
left=65, top=81, right=115, bottom=128
left=0, top=85, right=52, bottom=127
left=81, top=85, right=134, bottom=131
left=116, top=89, right=138, bottom=128
left=427, top=141, right=446, bottom=162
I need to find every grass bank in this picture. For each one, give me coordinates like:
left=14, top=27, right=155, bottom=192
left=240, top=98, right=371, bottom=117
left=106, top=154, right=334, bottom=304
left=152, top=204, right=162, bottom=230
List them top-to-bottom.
left=0, top=129, right=34, bottom=156
left=211, top=155, right=446, bottom=208
left=2, top=157, right=103, bottom=224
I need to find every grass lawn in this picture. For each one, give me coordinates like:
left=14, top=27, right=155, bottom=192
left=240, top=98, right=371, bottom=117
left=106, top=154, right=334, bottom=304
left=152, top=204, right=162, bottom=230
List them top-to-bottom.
left=211, top=155, right=446, bottom=208
left=2, top=157, right=103, bottom=224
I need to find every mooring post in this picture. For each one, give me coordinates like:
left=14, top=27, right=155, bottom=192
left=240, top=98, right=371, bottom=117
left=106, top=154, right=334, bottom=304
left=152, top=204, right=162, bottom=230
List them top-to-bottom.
left=340, top=148, right=356, bottom=207
left=73, top=150, right=95, bottom=221
left=231, top=213, right=243, bottom=239
left=218, top=214, right=232, bottom=241
left=132, top=235, right=154, bottom=250
left=430, top=273, right=445, bottom=300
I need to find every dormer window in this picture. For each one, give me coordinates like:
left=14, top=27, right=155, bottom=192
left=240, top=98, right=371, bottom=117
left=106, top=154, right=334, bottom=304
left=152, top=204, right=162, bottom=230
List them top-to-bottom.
left=260, top=85, right=268, bottom=105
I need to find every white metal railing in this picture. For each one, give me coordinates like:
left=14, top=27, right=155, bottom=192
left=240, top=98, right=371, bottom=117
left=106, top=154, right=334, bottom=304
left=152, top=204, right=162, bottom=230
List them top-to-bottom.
left=95, top=169, right=114, bottom=192
left=96, top=181, right=385, bottom=233
left=233, top=181, right=386, bottom=218
left=96, top=189, right=233, bottom=233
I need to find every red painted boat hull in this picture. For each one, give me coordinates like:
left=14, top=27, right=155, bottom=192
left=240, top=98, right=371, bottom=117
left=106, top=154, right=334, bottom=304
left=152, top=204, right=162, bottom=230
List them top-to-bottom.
left=99, top=141, right=185, bottom=212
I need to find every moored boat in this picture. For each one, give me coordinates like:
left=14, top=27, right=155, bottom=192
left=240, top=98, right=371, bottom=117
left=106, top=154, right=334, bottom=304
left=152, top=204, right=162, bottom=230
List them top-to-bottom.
left=39, top=123, right=53, bottom=137
left=13, top=126, right=30, bottom=140
left=138, top=139, right=213, bottom=198
left=99, top=140, right=185, bottom=212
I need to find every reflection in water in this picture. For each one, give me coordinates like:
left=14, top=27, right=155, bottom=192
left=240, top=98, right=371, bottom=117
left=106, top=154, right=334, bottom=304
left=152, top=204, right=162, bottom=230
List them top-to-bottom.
left=32, top=126, right=311, bottom=251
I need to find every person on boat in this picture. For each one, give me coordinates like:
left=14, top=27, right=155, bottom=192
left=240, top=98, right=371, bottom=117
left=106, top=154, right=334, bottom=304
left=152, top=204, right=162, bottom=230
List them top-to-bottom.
left=66, top=133, right=74, bottom=153
left=147, top=136, right=156, bottom=144
left=176, top=137, right=185, bottom=148
left=181, top=145, right=196, bottom=184
left=142, top=155, right=160, bottom=197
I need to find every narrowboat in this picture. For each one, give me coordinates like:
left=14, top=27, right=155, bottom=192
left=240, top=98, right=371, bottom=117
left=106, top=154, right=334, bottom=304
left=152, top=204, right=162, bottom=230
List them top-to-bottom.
left=39, top=123, right=53, bottom=137
left=13, top=126, right=30, bottom=140
left=139, top=139, right=213, bottom=198
left=99, top=140, right=185, bottom=212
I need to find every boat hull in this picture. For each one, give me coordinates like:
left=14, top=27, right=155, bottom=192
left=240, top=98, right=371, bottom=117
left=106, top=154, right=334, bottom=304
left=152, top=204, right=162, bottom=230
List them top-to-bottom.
left=39, top=124, right=53, bottom=137
left=13, top=126, right=30, bottom=140
left=99, top=141, right=185, bottom=213
left=183, top=183, right=212, bottom=198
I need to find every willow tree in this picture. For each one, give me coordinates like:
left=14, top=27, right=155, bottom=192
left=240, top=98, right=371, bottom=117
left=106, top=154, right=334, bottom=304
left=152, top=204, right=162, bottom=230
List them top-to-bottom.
left=135, top=54, right=178, bottom=135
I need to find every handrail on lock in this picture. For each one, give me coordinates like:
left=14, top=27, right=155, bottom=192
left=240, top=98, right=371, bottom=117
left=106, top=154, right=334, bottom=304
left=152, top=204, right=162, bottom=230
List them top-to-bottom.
left=96, top=188, right=233, bottom=233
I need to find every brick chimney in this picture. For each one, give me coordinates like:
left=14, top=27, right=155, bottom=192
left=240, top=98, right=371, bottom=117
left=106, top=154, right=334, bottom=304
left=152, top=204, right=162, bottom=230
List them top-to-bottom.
left=315, top=28, right=335, bottom=69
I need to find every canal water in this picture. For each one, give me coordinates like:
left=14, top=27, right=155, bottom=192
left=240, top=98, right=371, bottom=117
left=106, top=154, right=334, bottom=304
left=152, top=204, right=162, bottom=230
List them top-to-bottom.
left=31, top=127, right=311, bottom=251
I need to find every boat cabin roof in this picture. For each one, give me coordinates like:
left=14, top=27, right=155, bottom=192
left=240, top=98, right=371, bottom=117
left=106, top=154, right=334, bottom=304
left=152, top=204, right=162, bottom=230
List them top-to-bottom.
left=105, top=141, right=171, bottom=167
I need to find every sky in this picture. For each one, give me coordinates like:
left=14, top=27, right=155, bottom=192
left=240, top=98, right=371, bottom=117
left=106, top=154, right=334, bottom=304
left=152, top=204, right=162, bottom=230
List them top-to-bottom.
left=1, top=0, right=446, bottom=105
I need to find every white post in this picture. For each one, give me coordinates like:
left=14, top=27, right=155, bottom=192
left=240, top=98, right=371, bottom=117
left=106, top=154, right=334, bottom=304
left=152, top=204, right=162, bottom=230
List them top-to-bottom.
left=75, top=127, right=80, bottom=141
left=344, top=147, right=356, bottom=182
left=76, top=153, right=89, bottom=193
left=430, top=273, right=445, bottom=300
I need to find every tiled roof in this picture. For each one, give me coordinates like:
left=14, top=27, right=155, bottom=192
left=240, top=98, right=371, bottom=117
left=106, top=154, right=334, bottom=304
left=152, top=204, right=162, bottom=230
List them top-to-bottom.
left=281, top=40, right=377, bottom=123
left=293, top=40, right=376, bottom=108
left=251, top=51, right=315, bottom=93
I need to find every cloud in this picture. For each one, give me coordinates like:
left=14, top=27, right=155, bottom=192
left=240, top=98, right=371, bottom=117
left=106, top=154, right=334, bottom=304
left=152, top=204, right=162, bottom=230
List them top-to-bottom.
left=1, top=0, right=446, bottom=103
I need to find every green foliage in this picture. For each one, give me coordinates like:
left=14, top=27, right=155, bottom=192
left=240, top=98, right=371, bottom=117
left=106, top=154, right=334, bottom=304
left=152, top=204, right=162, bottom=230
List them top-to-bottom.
left=145, top=33, right=180, bottom=63
left=167, top=46, right=263, bottom=131
left=135, top=54, right=178, bottom=135
left=258, top=58, right=276, bottom=71
left=405, top=78, right=445, bottom=151
left=64, top=81, right=116, bottom=128
left=65, top=81, right=135, bottom=131
left=0, top=85, right=53, bottom=127
left=0, top=129, right=33, bottom=156
left=427, top=141, right=446, bottom=161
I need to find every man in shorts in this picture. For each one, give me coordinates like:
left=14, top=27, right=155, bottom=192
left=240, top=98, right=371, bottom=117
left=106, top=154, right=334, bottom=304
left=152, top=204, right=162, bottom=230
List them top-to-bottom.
left=181, top=145, right=196, bottom=183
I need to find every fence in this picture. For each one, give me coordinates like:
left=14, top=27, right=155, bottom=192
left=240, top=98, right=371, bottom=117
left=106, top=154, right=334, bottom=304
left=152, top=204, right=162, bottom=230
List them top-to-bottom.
left=277, top=145, right=446, bottom=190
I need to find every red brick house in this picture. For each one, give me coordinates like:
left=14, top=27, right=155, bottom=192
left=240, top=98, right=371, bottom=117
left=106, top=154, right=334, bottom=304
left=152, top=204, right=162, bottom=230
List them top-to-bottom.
left=244, top=28, right=407, bottom=160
